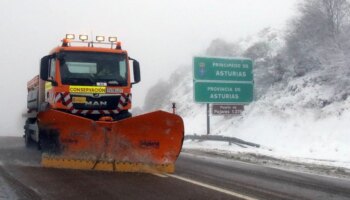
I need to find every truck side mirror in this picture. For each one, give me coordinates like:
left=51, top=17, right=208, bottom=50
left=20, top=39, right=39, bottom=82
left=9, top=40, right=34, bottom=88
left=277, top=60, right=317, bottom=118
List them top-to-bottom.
left=57, top=52, right=66, bottom=61
left=40, top=55, right=50, bottom=81
left=132, top=60, right=141, bottom=85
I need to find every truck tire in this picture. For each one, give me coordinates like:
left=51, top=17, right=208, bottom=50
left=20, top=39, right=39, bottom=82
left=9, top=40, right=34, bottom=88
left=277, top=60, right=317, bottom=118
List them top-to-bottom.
left=24, top=119, right=34, bottom=147
left=24, top=129, right=33, bottom=147
left=39, top=130, right=60, bottom=154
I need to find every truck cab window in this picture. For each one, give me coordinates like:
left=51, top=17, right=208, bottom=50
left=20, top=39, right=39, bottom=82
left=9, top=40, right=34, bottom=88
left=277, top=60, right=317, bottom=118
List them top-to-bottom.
left=59, top=51, right=128, bottom=86
left=49, top=59, right=56, bottom=80
left=119, top=60, right=127, bottom=79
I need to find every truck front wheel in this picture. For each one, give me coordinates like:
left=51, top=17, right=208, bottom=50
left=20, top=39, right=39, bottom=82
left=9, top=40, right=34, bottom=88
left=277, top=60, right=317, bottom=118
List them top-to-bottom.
left=24, top=119, right=35, bottom=147
left=39, top=130, right=60, bottom=154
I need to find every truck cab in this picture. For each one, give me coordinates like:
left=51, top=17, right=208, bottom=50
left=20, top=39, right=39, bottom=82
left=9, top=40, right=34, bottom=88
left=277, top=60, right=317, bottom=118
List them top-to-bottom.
left=39, top=35, right=140, bottom=121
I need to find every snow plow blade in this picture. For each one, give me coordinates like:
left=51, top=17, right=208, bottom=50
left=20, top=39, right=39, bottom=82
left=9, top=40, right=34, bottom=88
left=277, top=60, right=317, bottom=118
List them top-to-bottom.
left=38, top=110, right=184, bottom=173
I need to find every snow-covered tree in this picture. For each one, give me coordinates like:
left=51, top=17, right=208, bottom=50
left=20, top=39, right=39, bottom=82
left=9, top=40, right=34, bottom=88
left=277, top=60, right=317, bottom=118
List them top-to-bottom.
left=284, top=0, right=350, bottom=76
left=205, top=39, right=241, bottom=57
left=143, top=80, right=171, bottom=111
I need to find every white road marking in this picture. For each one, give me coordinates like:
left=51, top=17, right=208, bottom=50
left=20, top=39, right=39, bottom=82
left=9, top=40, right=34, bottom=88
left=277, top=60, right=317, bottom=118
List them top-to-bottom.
left=151, top=172, right=257, bottom=199
left=152, top=173, right=168, bottom=178
left=167, top=174, right=258, bottom=200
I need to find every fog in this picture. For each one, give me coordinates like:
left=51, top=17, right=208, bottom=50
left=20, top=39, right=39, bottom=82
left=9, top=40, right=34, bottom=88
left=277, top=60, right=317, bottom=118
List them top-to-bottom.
left=0, top=0, right=297, bottom=136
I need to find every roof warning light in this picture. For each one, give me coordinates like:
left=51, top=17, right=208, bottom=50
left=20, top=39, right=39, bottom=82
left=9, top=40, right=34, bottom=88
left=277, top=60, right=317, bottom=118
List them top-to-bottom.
left=79, top=35, right=88, bottom=42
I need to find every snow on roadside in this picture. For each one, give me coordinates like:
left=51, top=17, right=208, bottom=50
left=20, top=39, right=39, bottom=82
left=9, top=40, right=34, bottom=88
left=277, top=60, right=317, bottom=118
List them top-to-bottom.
left=152, top=27, right=350, bottom=171
left=169, top=68, right=350, bottom=170
left=182, top=101, right=350, bottom=169
left=183, top=139, right=350, bottom=170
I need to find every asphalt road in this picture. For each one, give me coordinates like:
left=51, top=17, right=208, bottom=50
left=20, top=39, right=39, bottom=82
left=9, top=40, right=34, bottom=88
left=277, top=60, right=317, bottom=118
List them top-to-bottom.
left=1, top=136, right=350, bottom=200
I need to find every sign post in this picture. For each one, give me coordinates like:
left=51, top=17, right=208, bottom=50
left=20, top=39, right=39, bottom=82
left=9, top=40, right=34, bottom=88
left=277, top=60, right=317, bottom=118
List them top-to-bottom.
left=193, top=57, right=254, bottom=134
left=207, top=104, right=210, bottom=135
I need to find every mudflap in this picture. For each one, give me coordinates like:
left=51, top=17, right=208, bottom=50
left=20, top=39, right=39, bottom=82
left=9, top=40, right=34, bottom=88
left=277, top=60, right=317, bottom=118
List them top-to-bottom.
left=37, top=110, right=184, bottom=173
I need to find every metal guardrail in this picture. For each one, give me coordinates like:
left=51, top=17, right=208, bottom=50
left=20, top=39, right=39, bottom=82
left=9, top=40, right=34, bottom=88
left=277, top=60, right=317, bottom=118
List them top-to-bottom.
left=184, top=134, right=260, bottom=148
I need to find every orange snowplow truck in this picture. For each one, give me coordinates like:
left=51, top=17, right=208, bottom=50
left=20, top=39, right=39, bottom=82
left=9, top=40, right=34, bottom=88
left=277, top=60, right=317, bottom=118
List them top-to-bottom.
left=24, top=34, right=184, bottom=173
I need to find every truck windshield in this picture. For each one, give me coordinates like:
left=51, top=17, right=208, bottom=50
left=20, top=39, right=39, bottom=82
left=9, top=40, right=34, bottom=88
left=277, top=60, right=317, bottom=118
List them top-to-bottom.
left=59, top=51, right=128, bottom=86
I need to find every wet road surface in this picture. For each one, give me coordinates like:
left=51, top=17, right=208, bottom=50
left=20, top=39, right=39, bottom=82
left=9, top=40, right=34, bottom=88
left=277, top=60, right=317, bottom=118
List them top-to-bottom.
left=1, top=137, right=350, bottom=200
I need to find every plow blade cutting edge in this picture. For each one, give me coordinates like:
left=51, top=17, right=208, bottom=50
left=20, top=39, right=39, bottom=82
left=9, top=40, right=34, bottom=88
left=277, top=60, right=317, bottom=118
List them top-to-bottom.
left=38, top=110, right=184, bottom=173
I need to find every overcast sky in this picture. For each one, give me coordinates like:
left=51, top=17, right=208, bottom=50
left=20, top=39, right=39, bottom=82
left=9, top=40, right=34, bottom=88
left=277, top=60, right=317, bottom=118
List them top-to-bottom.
left=0, top=0, right=297, bottom=136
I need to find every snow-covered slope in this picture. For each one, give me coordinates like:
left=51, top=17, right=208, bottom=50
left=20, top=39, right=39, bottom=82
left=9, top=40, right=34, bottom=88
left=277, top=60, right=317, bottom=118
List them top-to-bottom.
left=142, top=25, right=350, bottom=168
left=154, top=65, right=350, bottom=168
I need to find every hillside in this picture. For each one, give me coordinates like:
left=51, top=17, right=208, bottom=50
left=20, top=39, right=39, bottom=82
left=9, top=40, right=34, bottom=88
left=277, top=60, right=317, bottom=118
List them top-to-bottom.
left=143, top=0, right=350, bottom=167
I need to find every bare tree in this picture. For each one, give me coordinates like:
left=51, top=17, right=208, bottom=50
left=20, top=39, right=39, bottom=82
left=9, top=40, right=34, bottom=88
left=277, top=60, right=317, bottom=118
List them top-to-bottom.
left=284, top=0, right=350, bottom=76
left=321, top=0, right=350, bottom=36
left=205, top=39, right=241, bottom=57
left=143, top=80, right=171, bottom=112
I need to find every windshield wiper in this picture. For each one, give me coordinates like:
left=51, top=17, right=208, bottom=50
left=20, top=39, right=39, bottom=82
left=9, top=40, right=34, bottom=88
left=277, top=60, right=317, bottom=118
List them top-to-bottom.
left=64, top=77, right=95, bottom=85
left=107, top=80, right=119, bottom=85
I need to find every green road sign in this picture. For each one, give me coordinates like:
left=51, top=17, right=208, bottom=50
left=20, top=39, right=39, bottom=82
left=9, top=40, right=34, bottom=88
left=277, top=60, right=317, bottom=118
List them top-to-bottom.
left=193, top=57, right=253, bottom=82
left=194, top=81, right=253, bottom=104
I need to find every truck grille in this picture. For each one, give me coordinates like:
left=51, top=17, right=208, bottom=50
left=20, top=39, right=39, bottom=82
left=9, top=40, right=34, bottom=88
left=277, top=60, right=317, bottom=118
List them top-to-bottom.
left=70, top=94, right=121, bottom=110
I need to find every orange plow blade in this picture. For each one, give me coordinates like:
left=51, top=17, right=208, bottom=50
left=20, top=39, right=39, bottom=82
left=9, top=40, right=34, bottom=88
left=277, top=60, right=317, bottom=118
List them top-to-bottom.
left=38, top=110, right=184, bottom=173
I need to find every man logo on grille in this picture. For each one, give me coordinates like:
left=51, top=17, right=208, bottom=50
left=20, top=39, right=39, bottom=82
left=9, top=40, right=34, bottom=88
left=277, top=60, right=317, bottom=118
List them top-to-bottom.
left=85, top=101, right=107, bottom=108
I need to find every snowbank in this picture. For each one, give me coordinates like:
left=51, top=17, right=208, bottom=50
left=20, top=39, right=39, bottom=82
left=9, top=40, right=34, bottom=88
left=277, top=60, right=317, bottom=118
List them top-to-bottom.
left=180, top=72, right=350, bottom=168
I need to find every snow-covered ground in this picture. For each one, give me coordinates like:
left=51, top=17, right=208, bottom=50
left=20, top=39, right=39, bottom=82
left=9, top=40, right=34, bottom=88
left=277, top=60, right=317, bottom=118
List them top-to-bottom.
left=139, top=24, right=349, bottom=172
left=155, top=64, right=350, bottom=172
